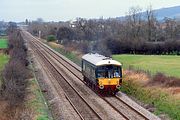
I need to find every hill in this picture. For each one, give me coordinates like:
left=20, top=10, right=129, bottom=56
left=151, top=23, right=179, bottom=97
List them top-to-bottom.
left=116, top=6, right=180, bottom=21
left=154, top=6, right=180, bottom=20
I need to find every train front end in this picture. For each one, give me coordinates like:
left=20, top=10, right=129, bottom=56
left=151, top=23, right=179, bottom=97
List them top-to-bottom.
left=96, top=60, right=122, bottom=93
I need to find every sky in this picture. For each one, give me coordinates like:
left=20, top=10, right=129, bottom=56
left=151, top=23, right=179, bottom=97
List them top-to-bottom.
left=0, top=0, right=180, bottom=22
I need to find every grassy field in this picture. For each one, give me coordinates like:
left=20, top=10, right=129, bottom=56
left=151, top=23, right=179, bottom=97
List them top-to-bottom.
left=0, top=38, right=8, bottom=49
left=0, top=54, right=9, bottom=70
left=0, top=54, right=9, bottom=86
left=113, top=54, right=180, bottom=78
left=114, top=54, right=180, bottom=119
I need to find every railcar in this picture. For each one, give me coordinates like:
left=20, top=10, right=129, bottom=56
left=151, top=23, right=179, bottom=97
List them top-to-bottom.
left=82, top=53, right=122, bottom=94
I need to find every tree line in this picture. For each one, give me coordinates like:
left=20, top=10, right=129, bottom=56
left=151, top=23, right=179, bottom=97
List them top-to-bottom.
left=28, top=6, right=180, bottom=56
left=0, top=25, right=29, bottom=107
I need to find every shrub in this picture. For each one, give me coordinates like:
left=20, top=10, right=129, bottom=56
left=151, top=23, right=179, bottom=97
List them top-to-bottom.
left=47, top=35, right=56, bottom=42
left=2, top=59, right=29, bottom=105
left=150, top=73, right=180, bottom=87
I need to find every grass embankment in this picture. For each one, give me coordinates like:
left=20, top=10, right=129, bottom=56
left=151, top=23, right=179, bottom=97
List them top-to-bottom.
left=0, top=38, right=8, bottom=49
left=46, top=42, right=81, bottom=66
left=26, top=45, right=51, bottom=119
left=113, top=54, right=180, bottom=78
left=113, top=54, right=180, bottom=120
left=28, top=61, right=52, bottom=120
left=27, top=79, right=50, bottom=120
left=121, top=79, right=180, bottom=120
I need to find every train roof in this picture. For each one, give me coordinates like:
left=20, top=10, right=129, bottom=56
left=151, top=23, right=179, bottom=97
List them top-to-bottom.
left=82, top=53, right=122, bottom=66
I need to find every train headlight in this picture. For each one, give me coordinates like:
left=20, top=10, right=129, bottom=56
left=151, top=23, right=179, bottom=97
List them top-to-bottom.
left=99, top=85, right=104, bottom=89
left=116, top=85, right=121, bottom=89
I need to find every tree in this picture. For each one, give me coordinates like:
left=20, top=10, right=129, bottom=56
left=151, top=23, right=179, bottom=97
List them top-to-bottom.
left=146, top=5, right=157, bottom=42
left=164, top=17, right=176, bottom=40
left=36, top=18, right=44, bottom=23
left=56, top=27, right=74, bottom=44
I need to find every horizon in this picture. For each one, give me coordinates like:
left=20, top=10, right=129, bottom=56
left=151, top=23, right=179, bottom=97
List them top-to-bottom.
left=0, top=0, right=180, bottom=22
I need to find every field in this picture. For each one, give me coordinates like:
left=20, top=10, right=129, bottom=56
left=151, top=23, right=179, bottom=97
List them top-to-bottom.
left=0, top=38, right=8, bottom=49
left=0, top=54, right=9, bottom=70
left=0, top=54, right=9, bottom=86
left=113, top=54, right=180, bottom=78
left=113, top=54, right=180, bottom=119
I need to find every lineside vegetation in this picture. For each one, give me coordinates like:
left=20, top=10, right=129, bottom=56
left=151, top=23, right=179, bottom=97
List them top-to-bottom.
left=0, top=26, right=50, bottom=119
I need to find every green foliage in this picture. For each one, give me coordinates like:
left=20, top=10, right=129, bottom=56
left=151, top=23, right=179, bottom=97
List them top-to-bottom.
left=47, top=35, right=56, bottom=42
left=0, top=38, right=8, bottom=48
left=113, top=54, right=180, bottom=78
left=120, top=79, right=180, bottom=120
left=37, top=116, right=49, bottom=120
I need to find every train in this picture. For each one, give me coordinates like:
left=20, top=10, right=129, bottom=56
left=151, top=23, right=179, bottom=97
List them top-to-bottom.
left=82, top=53, right=122, bottom=94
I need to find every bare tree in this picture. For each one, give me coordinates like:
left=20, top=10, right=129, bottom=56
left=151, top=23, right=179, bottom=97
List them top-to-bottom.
left=146, top=5, right=157, bottom=42
left=164, top=17, right=177, bottom=40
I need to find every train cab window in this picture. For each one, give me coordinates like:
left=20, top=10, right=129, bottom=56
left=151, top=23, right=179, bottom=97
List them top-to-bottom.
left=97, top=65, right=121, bottom=78
left=113, top=66, right=121, bottom=78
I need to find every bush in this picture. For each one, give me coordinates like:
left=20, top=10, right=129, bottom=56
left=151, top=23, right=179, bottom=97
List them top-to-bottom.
left=47, top=35, right=56, bottom=42
left=2, top=59, right=29, bottom=105
left=150, top=73, right=180, bottom=87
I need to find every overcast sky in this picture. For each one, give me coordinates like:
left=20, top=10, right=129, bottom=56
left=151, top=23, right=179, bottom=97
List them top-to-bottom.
left=0, top=0, right=180, bottom=22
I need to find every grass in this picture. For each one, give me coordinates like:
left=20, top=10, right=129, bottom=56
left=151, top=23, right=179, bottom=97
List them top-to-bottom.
left=0, top=38, right=8, bottom=49
left=0, top=54, right=9, bottom=86
left=0, top=54, right=9, bottom=70
left=113, top=54, right=180, bottom=78
left=114, top=54, right=180, bottom=119
left=28, top=61, right=52, bottom=120
left=27, top=79, right=51, bottom=120
left=120, top=79, right=180, bottom=120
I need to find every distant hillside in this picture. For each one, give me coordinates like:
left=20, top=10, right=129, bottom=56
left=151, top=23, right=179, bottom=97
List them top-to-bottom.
left=116, top=6, right=180, bottom=21
left=154, top=6, right=180, bottom=20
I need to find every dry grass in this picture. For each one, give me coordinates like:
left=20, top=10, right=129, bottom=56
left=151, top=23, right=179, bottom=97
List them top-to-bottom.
left=48, top=42, right=64, bottom=49
left=123, top=70, right=150, bottom=84
left=124, top=70, right=180, bottom=97
left=122, top=72, right=180, bottom=120
left=0, top=100, right=35, bottom=120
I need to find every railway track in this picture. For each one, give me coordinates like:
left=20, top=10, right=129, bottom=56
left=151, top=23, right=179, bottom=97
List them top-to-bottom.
left=22, top=30, right=160, bottom=120
left=31, top=38, right=149, bottom=119
left=30, top=39, right=102, bottom=120
left=30, top=46, right=83, bottom=120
